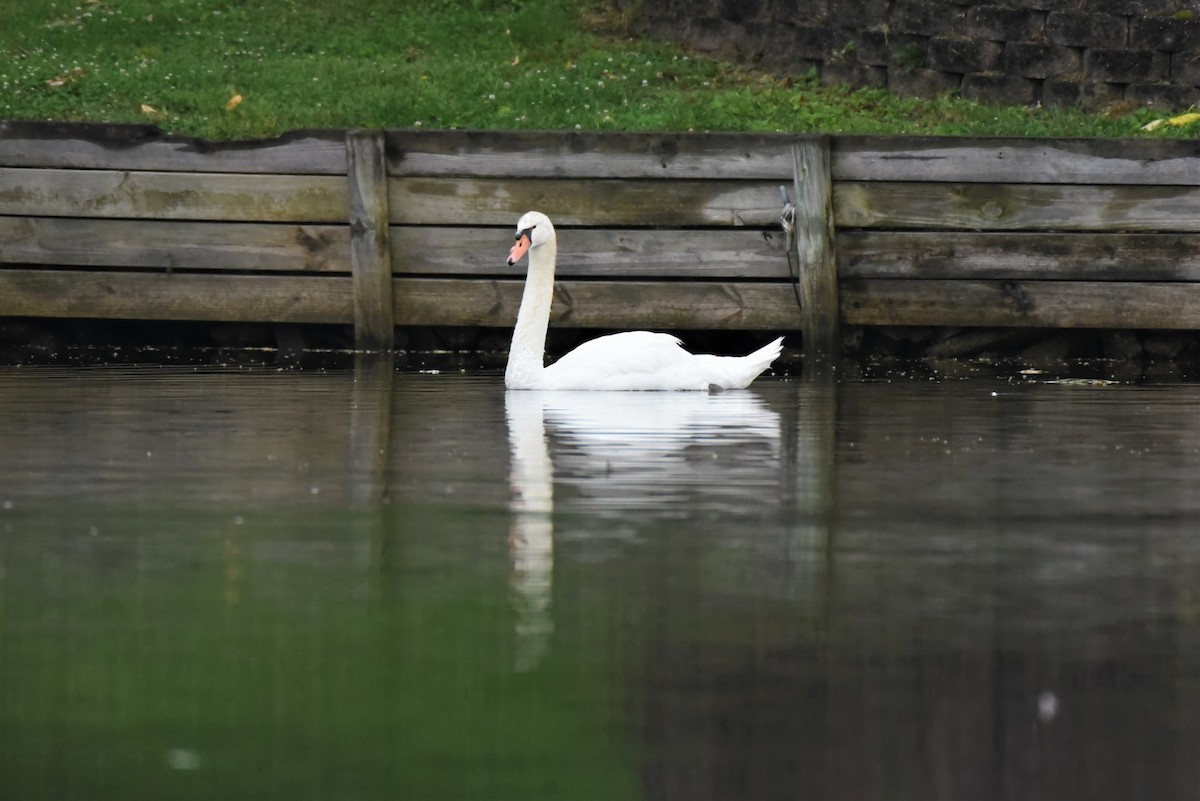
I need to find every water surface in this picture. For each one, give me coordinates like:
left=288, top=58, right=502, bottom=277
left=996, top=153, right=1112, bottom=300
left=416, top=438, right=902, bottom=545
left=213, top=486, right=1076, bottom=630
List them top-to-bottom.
left=2, top=364, right=1198, bottom=800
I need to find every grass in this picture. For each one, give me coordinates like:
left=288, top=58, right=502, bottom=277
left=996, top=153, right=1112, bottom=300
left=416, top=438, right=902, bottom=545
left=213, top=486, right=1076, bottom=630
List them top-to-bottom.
left=0, top=0, right=1195, bottom=140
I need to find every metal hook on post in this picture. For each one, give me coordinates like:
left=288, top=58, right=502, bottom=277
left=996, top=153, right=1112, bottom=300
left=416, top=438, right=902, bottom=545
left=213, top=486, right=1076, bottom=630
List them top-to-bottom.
left=778, top=185, right=796, bottom=246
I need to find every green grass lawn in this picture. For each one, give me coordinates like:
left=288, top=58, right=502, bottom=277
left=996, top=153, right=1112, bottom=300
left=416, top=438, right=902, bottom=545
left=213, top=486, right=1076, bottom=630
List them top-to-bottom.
left=0, top=0, right=1194, bottom=140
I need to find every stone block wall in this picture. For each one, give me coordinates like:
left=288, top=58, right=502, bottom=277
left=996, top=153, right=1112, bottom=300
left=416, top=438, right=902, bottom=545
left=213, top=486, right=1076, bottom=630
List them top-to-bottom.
left=621, top=0, right=1200, bottom=109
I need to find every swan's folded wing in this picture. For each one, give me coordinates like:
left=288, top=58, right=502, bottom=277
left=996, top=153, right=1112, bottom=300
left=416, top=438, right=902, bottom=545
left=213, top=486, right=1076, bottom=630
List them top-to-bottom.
left=547, top=331, right=685, bottom=373
left=550, top=331, right=688, bottom=370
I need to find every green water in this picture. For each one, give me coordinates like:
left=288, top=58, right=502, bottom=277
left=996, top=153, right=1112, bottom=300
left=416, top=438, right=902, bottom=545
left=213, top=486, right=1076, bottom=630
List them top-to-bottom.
left=2, top=364, right=1199, bottom=799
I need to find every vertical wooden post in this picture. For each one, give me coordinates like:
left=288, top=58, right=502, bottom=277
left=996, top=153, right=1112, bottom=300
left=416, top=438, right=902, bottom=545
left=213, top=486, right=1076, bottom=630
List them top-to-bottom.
left=346, top=129, right=394, bottom=352
left=791, top=137, right=840, bottom=370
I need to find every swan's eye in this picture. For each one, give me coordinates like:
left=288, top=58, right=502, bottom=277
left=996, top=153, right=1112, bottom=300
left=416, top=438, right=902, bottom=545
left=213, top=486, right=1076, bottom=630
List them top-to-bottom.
left=516, top=226, right=535, bottom=241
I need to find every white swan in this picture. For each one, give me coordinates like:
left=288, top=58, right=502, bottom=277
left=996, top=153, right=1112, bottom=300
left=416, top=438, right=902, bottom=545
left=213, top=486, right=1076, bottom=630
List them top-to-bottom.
left=504, top=211, right=784, bottom=390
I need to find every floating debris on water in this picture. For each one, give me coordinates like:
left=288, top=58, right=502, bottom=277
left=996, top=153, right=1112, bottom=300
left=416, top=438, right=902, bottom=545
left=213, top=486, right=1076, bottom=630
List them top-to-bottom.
left=1045, top=378, right=1119, bottom=387
left=1038, top=690, right=1060, bottom=723
left=166, top=748, right=201, bottom=771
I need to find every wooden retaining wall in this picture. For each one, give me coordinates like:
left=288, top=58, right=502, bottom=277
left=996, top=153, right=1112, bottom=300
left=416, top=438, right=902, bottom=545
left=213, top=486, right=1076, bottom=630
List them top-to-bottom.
left=3, top=121, right=1200, bottom=359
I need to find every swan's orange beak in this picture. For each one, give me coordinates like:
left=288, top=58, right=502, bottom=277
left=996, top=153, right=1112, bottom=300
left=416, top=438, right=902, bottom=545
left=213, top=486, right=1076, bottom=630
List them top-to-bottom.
left=507, top=232, right=532, bottom=266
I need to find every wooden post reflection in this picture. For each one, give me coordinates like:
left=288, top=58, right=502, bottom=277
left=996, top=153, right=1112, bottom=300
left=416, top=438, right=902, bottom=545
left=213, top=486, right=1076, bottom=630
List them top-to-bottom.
left=349, top=353, right=394, bottom=505
left=350, top=353, right=394, bottom=602
left=792, top=376, right=839, bottom=633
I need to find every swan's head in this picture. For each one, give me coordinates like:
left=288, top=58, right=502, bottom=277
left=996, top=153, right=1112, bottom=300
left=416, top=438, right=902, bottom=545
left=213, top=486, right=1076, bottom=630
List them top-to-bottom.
left=507, top=211, right=554, bottom=266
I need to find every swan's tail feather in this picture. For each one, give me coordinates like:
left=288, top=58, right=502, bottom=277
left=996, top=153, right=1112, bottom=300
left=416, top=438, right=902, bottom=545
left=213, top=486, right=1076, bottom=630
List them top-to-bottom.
left=729, top=336, right=784, bottom=388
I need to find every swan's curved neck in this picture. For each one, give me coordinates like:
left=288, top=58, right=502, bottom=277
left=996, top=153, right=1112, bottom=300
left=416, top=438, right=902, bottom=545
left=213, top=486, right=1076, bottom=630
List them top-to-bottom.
left=506, top=232, right=557, bottom=389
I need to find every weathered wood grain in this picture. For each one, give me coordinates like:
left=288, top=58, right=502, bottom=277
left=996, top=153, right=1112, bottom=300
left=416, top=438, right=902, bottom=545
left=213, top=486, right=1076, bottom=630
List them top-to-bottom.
left=0, top=121, right=348, bottom=174
left=10, top=123, right=1200, bottom=184
left=7, top=124, right=1200, bottom=339
left=346, top=129, right=394, bottom=350
left=387, top=129, right=800, bottom=179
left=390, top=130, right=1200, bottom=184
left=833, top=136, right=1200, bottom=185
left=793, top=137, right=840, bottom=363
left=0, top=168, right=349, bottom=221
left=388, top=177, right=785, bottom=226
left=835, top=182, right=1200, bottom=231
left=0, top=217, right=350, bottom=271
left=0, top=218, right=789, bottom=277
left=391, top=226, right=792, bottom=278
left=839, top=231, right=1200, bottom=281
left=0, top=269, right=353, bottom=323
left=392, top=278, right=802, bottom=330
left=842, top=279, right=1200, bottom=329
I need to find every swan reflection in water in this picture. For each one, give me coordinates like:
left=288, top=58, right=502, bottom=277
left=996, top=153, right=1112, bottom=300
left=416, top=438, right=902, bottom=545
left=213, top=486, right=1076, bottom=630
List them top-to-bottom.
left=505, top=389, right=783, bottom=671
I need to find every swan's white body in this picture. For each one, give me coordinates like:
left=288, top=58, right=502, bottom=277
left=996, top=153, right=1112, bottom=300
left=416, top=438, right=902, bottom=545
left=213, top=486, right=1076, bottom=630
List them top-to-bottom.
left=504, top=211, right=783, bottom=391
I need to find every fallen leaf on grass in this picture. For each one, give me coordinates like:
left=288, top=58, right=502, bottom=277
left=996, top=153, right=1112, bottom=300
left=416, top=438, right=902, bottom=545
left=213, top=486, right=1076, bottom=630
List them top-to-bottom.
left=46, top=67, right=87, bottom=87
left=225, top=93, right=244, bottom=111
left=140, top=103, right=168, bottom=121
left=1141, top=111, right=1200, bottom=131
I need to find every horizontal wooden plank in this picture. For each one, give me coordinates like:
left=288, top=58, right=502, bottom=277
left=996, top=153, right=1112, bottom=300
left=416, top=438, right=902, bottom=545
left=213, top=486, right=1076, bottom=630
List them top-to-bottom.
left=0, top=121, right=349, bottom=174
left=9, top=122, right=1200, bottom=186
left=388, top=129, right=800, bottom=179
left=391, top=131, right=1200, bottom=184
left=833, top=136, right=1200, bottom=185
left=0, top=168, right=348, bottom=222
left=390, top=177, right=785, bottom=226
left=834, top=182, right=1200, bottom=231
left=0, top=217, right=350, bottom=271
left=0, top=218, right=792, bottom=278
left=392, top=226, right=792, bottom=278
left=839, top=231, right=1200, bottom=281
left=0, top=266, right=799, bottom=329
left=9, top=266, right=1197, bottom=331
left=0, top=269, right=352, bottom=323
left=393, top=278, right=801, bottom=330
left=841, top=278, right=1200, bottom=329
